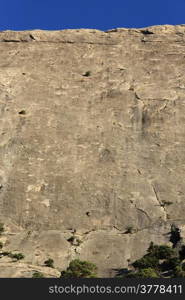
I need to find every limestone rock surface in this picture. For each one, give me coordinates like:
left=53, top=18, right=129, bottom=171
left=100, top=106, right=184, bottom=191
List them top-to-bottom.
left=1, top=25, right=185, bottom=276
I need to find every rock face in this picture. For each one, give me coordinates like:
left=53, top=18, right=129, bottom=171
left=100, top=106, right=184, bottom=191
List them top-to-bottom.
left=1, top=25, right=185, bottom=277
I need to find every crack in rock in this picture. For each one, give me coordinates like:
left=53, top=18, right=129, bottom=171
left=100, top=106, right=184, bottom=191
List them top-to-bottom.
left=0, top=39, right=118, bottom=46
left=151, top=184, right=167, bottom=221
left=134, top=205, right=151, bottom=221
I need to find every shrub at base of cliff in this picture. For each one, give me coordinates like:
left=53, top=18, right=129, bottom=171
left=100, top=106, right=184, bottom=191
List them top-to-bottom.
left=121, top=242, right=185, bottom=278
left=147, top=242, right=175, bottom=259
left=132, top=255, right=159, bottom=269
left=60, top=259, right=97, bottom=278
left=126, top=268, right=159, bottom=278
left=136, top=268, right=159, bottom=278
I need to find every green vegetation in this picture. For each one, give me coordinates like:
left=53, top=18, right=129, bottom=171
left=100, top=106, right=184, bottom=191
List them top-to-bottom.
left=1, top=221, right=185, bottom=279
left=170, top=224, right=181, bottom=247
left=119, top=242, right=185, bottom=278
left=147, top=242, right=175, bottom=259
left=0, top=251, right=24, bottom=261
left=9, top=253, right=25, bottom=261
left=133, top=255, right=159, bottom=269
left=160, top=257, right=181, bottom=273
left=44, top=258, right=54, bottom=268
left=61, top=259, right=97, bottom=278
left=174, top=265, right=185, bottom=278
left=134, top=268, right=159, bottom=278
left=32, top=271, right=44, bottom=278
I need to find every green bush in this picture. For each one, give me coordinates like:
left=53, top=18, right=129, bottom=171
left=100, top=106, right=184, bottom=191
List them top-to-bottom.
left=170, top=225, right=181, bottom=247
left=118, top=241, right=185, bottom=278
left=0, top=242, right=3, bottom=249
left=147, top=242, right=174, bottom=259
left=0, top=251, right=25, bottom=260
left=10, top=253, right=25, bottom=261
left=133, top=255, right=159, bottom=269
left=160, top=257, right=181, bottom=272
left=44, top=258, right=54, bottom=268
left=61, top=259, right=97, bottom=278
left=173, top=266, right=185, bottom=278
left=124, top=268, right=159, bottom=278
left=136, top=268, right=159, bottom=278
left=32, top=271, right=44, bottom=278
left=123, top=272, right=140, bottom=278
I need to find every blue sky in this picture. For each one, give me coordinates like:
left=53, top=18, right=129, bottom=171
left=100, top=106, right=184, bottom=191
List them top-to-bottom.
left=0, top=0, right=185, bottom=31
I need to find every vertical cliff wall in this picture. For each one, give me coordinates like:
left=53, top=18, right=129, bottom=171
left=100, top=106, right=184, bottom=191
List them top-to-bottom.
left=0, top=25, right=185, bottom=277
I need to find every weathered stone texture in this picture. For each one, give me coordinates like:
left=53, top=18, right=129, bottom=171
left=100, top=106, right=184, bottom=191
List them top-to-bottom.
left=0, top=25, right=185, bottom=276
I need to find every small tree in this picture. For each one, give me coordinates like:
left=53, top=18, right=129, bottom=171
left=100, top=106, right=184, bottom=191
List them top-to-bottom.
left=170, top=225, right=181, bottom=247
left=0, top=242, right=3, bottom=249
left=147, top=242, right=174, bottom=259
left=133, top=255, right=159, bottom=269
left=160, top=257, right=181, bottom=272
left=44, top=258, right=54, bottom=268
left=61, top=259, right=97, bottom=278
left=174, top=266, right=185, bottom=278
left=124, top=268, right=159, bottom=278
